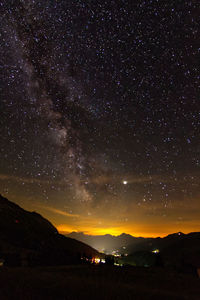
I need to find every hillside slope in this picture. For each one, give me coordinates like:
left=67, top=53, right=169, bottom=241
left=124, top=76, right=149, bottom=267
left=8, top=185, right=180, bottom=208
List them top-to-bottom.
left=0, top=195, right=99, bottom=266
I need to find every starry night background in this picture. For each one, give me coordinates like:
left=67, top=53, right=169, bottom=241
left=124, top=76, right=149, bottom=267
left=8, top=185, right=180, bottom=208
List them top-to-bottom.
left=0, top=0, right=200, bottom=237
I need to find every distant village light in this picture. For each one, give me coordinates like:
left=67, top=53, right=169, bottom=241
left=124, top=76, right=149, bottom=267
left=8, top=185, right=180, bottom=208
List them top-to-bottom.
left=152, top=249, right=160, bottom=254
left=92, top=257, right=101, bottom=264
left=0, top=259, right=4, bottom=267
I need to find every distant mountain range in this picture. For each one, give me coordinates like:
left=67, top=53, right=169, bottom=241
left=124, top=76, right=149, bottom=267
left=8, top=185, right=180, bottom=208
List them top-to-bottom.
left=1, top=194, right=200, bottom=272
left=0, top=195, right=99, bottom=266
left=66, top=231, right=145, bottom=254
left=67, top=231, right=200, bottom=271
left=67, top=231, right=200, bottom=254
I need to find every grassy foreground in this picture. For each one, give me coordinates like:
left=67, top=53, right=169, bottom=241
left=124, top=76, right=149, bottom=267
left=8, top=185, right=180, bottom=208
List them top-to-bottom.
left=0, top=265, right=199, bottom=300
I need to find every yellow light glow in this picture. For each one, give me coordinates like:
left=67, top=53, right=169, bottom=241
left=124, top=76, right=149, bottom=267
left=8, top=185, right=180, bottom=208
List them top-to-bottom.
left=56, top=220, right=200, bottom=238
left=57, top=224, right=167, bottom=237
left=152, top=249, right=160, bottom=254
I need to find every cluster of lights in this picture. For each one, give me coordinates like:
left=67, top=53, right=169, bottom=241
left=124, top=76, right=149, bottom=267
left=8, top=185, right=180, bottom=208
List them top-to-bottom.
left=112, top=250, right=121, bottom=257
left=92, top=258, right=105, bottom=264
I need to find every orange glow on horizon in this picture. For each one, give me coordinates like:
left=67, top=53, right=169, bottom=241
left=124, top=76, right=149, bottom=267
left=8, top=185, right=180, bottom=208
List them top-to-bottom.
left=7, top=191, right=200, bottom=239
left=56, top=224, right=189, bottom=238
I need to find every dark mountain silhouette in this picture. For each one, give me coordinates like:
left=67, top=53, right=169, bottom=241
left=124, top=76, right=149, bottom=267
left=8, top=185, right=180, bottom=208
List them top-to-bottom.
left=0, top=195, right=99, bottom=266
left=67, top=231, right=200, bottom=273
left=67, top=231, right=200, bottom=253
left=66, top=232, right=147, bottom=253
left=125, top=232, right=200, bottom=274
left=126, top=232, right=200, bottom=254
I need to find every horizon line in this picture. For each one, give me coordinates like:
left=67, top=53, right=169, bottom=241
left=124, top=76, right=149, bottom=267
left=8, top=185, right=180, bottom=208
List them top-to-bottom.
left=59, top=230, right=197, bottom=239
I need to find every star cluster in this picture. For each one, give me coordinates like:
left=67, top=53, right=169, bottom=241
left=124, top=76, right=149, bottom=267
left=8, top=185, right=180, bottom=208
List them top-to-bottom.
left=0, top=0, right=200, bottom=236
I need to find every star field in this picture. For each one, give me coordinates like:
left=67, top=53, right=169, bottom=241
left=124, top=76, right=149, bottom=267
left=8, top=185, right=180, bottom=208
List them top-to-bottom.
left=0, top=0, right=200, bottom=236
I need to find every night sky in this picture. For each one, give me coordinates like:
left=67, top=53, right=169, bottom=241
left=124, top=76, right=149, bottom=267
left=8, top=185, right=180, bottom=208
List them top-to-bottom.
left=1, top=0, right=200, bottom=237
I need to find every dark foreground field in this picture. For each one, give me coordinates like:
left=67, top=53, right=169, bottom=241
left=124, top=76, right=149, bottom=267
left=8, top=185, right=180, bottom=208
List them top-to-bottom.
left=0, top=265, right=199, bottom=300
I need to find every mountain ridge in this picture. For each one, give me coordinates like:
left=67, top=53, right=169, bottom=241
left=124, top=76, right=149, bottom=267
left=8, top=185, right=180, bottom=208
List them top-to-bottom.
left=0, top=194, right=99, bottom=266
left=66, top=231, right=200, bottom=254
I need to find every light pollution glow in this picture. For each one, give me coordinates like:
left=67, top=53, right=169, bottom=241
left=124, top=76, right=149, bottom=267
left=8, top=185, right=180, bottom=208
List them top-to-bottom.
left=1, top=176, right=200, bottom=238
left=56, top=222, right=200, bottom=238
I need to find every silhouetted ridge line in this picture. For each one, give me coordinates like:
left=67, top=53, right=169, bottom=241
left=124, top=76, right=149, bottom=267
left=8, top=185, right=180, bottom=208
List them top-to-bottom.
left=0, top=194, right=99, bottom=266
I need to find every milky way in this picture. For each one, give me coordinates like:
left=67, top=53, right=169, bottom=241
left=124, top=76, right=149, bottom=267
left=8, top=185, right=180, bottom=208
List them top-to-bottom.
left=0, top=0, right=200, bottom=236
